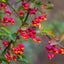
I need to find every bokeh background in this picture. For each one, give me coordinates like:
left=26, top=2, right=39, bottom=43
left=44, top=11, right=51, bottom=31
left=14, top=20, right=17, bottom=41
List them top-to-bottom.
left=0, top=0, right=64, bottom=64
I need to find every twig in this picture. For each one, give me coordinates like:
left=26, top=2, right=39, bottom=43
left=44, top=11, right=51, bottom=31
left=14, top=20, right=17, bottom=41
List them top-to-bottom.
left=22, top=10, right=30, bottom=26
left=46, top=34, right=51, bottom=40
left=58, top=43, right=64, bottom=48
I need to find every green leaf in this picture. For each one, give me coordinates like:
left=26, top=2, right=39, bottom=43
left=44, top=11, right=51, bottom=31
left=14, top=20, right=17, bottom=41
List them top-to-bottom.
left=1, top=0, right=8, bottom=2
left=2, top=0, right=6, bottom=2
left=6, top=0, right=8, bottom=2
left=48, top=1, right=51, bottom=4
left=35, top=2, right=42, bottom=9
left=35, top=2, right=42, bottom=6
left=47, top=4, right=53, bottom=9
left=18, top=6, right=24, bottom=11
left=0, top=15, right=2, bottom=21
left=6, top=15, right=21, bottom=34
left=0, top=23, right=3, bottom=27
left=1, top=27, right=11, bottom=34
left=42, top=29, right=51, bottom=33
left=0, top=31, right=8, bottom=36
left=48, top=31, right=55, bottom=38
left=40, top=32, right=43, bottom=36
left=59, top=32, right=64, bottom=42
left=11, top=33, right=17, bottom=40
left=8, top=34, right=16, bottom=40
left=17, top=54, right=22, bottom=60
left=18, top=54, right=28, bottom=63
left=0, top=57, right=10, bottom=64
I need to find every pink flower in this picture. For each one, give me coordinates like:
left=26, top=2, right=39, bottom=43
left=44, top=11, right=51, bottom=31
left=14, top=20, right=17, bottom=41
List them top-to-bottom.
left=22, top=2, right=29, bottom=10
left=22, top=2, right=25, bottom=5
left=0, top=3, right=7, bottom=9
left=24, top=3, right=29, bottom=7
left=41, top=5, right=44, bottom=8
left=5, top=10, right=12, bottom=15
left=19, top=10, right=24, bottom=16
left=1, top=16, right=15, bottom=26
left=3, top=16, right=8, bottom=21
left=10, top=17, right=15, bottom=23
left=5, top=23, right=9, bottom=26
left=18, top=28, right=22, bottom=32
left=18, top=28, right=41, bottom=43
left=32, top=29, right=36, bottom=34
left=16, top=36, right=20, bottom=40
left=3, top=41, right=9, bottom=47
left=12, top=44, right=25, bottom=54
left=18, top=44, right=25, bottom=48
left=46, top=46, right=52, bottom=50
left=0, top=47, right=1, bottom=50
left=48, top=54, right=54, bottom=60
left=48, top=54, right=51, bottom=60
left=51, top=54, right=54, bottom=58
left=13, top=56, right=17, bottom=61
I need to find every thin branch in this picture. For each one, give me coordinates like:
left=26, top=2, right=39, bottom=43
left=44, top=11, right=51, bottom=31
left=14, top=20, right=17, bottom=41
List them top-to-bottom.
left=7, top=2, right=19, bottom=16
left=7, top=2, right=23, bottom=21
left=22, top=10, right=30, bottom=26
left=0, top=12, right=5, bottom=14
left=46, top=34, right=51, bottom=40
left=58, top=44, right=64, bottom=48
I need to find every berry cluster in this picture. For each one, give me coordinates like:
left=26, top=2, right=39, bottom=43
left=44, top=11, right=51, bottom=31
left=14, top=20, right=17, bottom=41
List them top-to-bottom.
left=22, top=2, right=29, bottom=10
left=0, top=3, right=7, bottom=10
left=29, top=7, right=38, bottom=15
left=5, top=10, right=12, bottom=15
left=19, top=10, right=24, bottom=17
left=32, top=15, right=47, bottom=27
left=1, top=16, right=15, bottom=26
left=18, top=28, right=41, bottom=43
left=46, top=40, right=64, bottom=60
left=3, top=41, right=9, bottom=47
left=4, top=44, right=24, bottom=62
left=12, top=44, right=24, bottom=55
left=46, top=45, right=59, bottom=54
left=59, top=48, right=64, bottom=55
left=5, top=51, right=17, bottom=62
left=48, top=54, right=54, bottom=60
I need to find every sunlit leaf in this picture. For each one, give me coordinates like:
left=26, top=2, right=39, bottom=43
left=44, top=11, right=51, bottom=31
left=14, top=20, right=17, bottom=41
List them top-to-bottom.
left=2, top=0, right=6, bottom=2
left=47, top=4, right=53, bottom=9
left=0, top=23, right=3, bottom=27
left=39, top=23, right=41, bottom=29
left=39, top=23, right=43, bottom=30
left=1, top=27, right=11, bottom=34
left=42, top=29, right=51, bottom=33
left=0, top=31, right=8, bottom=36
left=48, top=31, right=55, bottom=38
left=59, top=32, right=64, bottom=42
left=49, top=38, right=58, bottom=46
left=17, top=54, right=22, bottom=60
left=0, top=57, right=10, bottom=64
